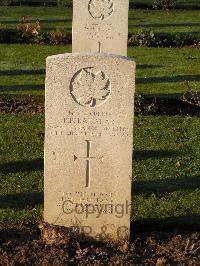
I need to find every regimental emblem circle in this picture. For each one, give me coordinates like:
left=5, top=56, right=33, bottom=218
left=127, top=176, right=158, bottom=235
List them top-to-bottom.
left=88, top=0, right=114, bottom=21
left=70, top=67, right=111, bottom=108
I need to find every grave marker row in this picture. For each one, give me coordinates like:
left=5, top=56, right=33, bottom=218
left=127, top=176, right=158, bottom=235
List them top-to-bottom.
left=44, top=0, right=136, bottom=244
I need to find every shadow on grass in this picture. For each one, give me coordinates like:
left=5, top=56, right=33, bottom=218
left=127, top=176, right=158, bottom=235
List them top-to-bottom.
left=129, top=2, right=200, bottom=10
left=0, top=18, right=71, bottom=24
left=128, top=18, right=143, bottom=21
left=129, top=22, right=200, bottom=28
left=156, top=31, right=200, bottom=36
left=137, top=64, right=165, bottom=69
left=0, top=69, right=45, bottom=76
left=136, top=75, right=200, bottom=84
left=0, top=84, right=44, bottom=91
left=143, top=92, right=185, bottom=99
left=133, top=149, right=181, bottom=161
left=0, top=158, right=43, bottom=174
left=132, top=175, right=200, bottom=195
left=0, top=192, right=43, bottom=209
left=131, top=215, right=200, bottom=237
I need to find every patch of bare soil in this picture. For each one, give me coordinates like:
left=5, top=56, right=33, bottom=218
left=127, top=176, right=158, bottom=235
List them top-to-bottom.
left=1, top=95, right=200, bottom=117
left=0, top=96, right=44, bottom=115
left=135, top=96, right=200, bottom=116
left=0, top=224, right=199, bottom=265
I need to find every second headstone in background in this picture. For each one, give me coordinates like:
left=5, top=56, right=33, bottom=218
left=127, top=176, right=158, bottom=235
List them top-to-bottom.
left=73, top=0, right=129, bottom=56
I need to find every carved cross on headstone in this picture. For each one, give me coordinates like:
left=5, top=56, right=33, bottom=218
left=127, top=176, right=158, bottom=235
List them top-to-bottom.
left=98, top=41, right=102, bottom=53
left=74, top=140, right=104, bottom=187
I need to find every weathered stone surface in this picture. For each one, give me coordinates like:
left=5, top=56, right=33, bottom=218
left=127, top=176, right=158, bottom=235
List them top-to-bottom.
left=72, top=0, right=129, bottom=56
left=44, top=53, right=135, bottom=243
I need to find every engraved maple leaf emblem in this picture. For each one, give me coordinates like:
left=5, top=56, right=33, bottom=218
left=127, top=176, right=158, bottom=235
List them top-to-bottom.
left=88, top=0, right=114, bottom=20
left=70, top=67, right=111, bottom=107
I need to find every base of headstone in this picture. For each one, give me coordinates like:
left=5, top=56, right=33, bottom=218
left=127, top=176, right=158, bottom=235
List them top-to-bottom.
left=39, top=222, right=129, bottom=251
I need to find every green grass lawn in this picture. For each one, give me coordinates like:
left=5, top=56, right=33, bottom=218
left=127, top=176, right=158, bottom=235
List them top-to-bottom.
left=0, top=5, right=199, bottom=230
left=0, top=6, right=199, bottom=97
left=0, top=6, right=200, bottom=95
left=0, top=7, right=200, bottom=34
left=128, top=9, right=200, bottom=34
left=0, top=44, right=199, bottom=96
left=0, top=44, right=71, bottom=95
left=0, top=114, right=200, bottom=225
left=0, top=114, right=44, bottom=224
left=132, top=115, right=200, bottom=223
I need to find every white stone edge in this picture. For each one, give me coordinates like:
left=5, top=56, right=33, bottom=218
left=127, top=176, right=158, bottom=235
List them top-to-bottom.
left=46, top=52, right=136, bottom=63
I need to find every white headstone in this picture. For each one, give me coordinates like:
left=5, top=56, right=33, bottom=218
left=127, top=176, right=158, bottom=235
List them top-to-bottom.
left=72, top=0, right=129, bottom=56
left=44, top=53, right=135, bottom=244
